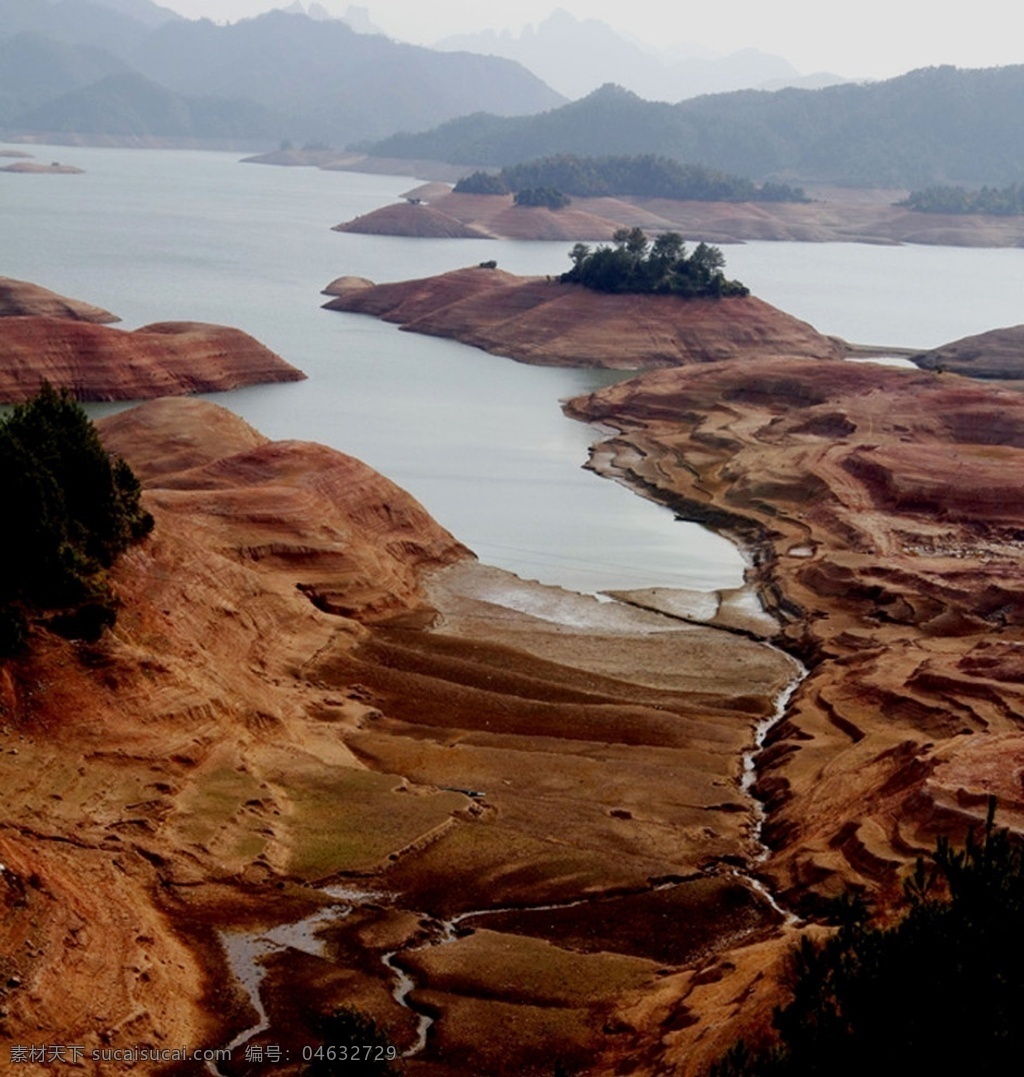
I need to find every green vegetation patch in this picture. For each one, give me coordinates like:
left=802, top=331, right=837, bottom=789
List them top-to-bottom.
left=455, top=153, right=807, bottom=203
left=900, top=181, right=1024, bottom=215
left=512, top=185, right=571, bottom=209
left=560, top=228, right=748, bottom=297
left=0, top=384, right=152, bottom=656
left=174, top=763, right=269, bottom=868
left=275, top=766, right=466, bottom=880
left=712, top=802, right=1024, bottom=1075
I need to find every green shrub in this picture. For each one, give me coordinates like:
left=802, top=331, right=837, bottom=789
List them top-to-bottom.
left=560, top=229, right=748, bottom=298
left=0, top=384, right=153, bottom=655
left=709, top=800, right=1024, bottom=1075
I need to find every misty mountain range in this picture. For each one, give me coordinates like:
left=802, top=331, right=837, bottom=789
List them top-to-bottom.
left=0, top=0, right=563, bottom=145
left=0, top=0, right=846, bottom=151
left=3, top=0, right=1024, bottom=190
left=434, top=9, right=845, bottom=102
left=364, top=69, right=1024, bottom=190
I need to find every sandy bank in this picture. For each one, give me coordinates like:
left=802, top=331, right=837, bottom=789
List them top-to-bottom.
left=1, top=161, right=83, bottom=174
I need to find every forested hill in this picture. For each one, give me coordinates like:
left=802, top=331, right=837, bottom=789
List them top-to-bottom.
left=0, top=4, right=564, bottom=146
left=362, top=67, right=1024, bottom=188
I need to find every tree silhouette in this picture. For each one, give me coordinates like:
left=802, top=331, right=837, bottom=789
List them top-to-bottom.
left=710, top=799, right=1024, bottom=1075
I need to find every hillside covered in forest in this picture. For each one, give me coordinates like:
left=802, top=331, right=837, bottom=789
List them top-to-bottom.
left=0, top=2, right=562, bottom=145
left=364, top=68, right=1024, bottom=188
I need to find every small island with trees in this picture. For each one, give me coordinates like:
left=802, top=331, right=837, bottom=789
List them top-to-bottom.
left=560, top=228, right=749, bottom=297
left=321, top=231, right=837, bottom=370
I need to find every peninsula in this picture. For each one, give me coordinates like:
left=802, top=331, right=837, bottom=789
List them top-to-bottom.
left=329, top=185, right=1024, bottom=247
left=322, top=264, right=842, bottom=370
left=0, top=280, right=305, bottom=401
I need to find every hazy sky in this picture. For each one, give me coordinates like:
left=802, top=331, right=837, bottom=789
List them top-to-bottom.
left=157, top=0, right=1023, bottom=81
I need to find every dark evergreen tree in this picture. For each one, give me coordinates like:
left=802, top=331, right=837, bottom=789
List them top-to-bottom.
left=453, top=170, right=510, bottom=194
left=900, top=181, right=1024, bottom=215
left=513, top=185, right=571, bottom=209
left=560, top=230, right=748, bottom=297
left=0, top=384, right=153, bottom=654
left=709, top=801, right=1024, bottom=1075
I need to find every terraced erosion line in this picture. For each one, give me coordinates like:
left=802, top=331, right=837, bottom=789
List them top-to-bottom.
left=206, top=654, right=807, bottom=1066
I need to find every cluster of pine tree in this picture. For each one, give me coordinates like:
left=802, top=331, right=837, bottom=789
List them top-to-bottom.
left=454, top=154, right=808, bottom=203
left=900, top=182, right=1024, bottom=215
left=512, top=185, right=571, bottom=209
left=560, top=229, right=749, bottom=297
left=0, top=385, right=153, bottom=655
left=710, top=801, right=1024, bottom=1075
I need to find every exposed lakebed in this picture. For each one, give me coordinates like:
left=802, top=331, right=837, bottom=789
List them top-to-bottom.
left=8, top=145, right=1024, bottom=1074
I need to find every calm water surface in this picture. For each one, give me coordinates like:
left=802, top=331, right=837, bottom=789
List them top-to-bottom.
left=5, top=145, right=1024, bottom=592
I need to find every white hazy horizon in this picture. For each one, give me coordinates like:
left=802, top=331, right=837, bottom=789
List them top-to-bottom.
left=153, top=0, right=1024, bottom=83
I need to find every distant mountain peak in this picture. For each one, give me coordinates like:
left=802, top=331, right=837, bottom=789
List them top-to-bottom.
left=86, top=0, right=181, bottom=27
left=276, top=1, right=384, bottom=32
left=434, top=10, right=840, bottom=102
left=587, top=82, right=642, bottom=101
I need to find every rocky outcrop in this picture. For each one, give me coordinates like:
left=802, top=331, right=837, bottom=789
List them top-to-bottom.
left=323, top=265, right=843, bottom=369
left=0, top=276, right=119, bottom=322
left=0, top=316, right=305, bottom=401
left=912, top=324, right=1024, bottom=379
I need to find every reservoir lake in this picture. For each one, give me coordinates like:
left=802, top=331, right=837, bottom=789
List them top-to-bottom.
left=5, top=145, right=1024, bottom=593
